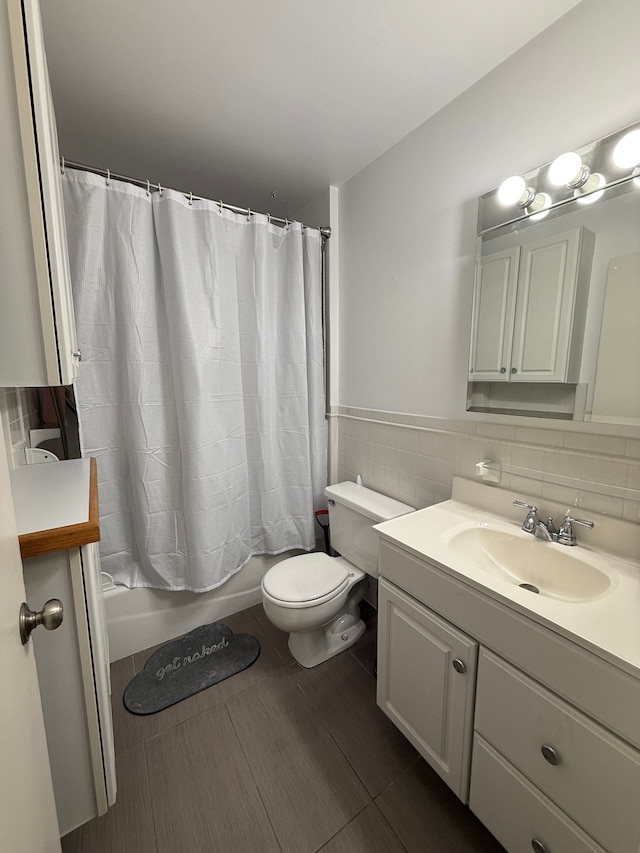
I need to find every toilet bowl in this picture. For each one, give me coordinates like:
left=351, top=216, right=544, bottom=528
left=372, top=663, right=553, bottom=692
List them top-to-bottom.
left=260, top=482, right=414, bottom=668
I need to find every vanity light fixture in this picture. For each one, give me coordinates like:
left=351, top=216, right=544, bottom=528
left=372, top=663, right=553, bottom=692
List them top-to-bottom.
left=612, top=128, right=640, bottom=169
left=497, top=175, right=548, bottom=213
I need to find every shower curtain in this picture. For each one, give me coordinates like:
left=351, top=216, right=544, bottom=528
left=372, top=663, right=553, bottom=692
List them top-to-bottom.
left=62, top=169, right=326, bottom=592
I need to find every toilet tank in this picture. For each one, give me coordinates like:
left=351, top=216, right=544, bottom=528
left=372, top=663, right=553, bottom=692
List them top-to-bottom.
left=325, top=482, right=414, bottom=577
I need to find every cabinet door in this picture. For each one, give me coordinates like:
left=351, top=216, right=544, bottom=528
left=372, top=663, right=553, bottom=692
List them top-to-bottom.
left=0, top=0, right=78, bottom=386
left=510, top=229, right=581, bottom=382
left=468, top=247, right=519, bottom=381
left=377, top=578, right=478, bottom=801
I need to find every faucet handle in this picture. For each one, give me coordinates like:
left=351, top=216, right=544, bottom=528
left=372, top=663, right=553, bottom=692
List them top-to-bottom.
left=513, top=500, right=539, bottom=534
left=513, top=500, right=537, bottom=511
left=558, top=515, right=595, bottom=546
left=563, top=515, right=595, bottom=529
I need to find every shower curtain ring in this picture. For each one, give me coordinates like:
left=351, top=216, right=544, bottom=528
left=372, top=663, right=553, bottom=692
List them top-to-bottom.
left=60, top=156, right=65, bottom=175
left=106, top=169, right=111, bottom=187
left=146, top=180, right=151, bottom=197
left=158, top=183, right=163, bottom=197
left=188, top=191, right=193, bottom=206
left=219, top=200, right=224, bottom=213
left=247, top=208, right=252, bottom=222
left=285, top=218, right=289, bottom=230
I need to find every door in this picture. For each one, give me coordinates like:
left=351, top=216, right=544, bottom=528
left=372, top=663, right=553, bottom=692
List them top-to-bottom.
left=510, top=228, right=581, bottom=382
left=468, top=247, right=519, bottom=382
left=0, top=416, right=61, bottom=852
left=376, top=578, right=478, bottom=801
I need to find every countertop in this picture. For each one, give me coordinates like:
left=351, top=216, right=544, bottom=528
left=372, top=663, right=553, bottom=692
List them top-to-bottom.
left=10, top=457, right=100, bottom=558
left=375, top=488, right=640, bottom=679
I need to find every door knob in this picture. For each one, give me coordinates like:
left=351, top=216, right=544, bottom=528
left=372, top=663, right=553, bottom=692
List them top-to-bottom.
left=19, top=599, right=63, bottom=645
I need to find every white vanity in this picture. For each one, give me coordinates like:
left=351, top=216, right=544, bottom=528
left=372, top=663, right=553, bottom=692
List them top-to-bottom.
left=375, top=477, right=640, bottom=853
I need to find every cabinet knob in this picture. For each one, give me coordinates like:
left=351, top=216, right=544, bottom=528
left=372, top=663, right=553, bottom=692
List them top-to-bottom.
left=500, top=367, right=506, bottom=373
left=511, top=367, right=517, bottom=374
left=452, top=658, right=466, bottom=674
left=541, top=744, right=561, bottom=765
left=531, top=840, right=547, bottom=853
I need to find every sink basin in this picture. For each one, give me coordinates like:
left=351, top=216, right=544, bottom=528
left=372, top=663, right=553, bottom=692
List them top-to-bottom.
left=447, top=526, right=611, bottom=602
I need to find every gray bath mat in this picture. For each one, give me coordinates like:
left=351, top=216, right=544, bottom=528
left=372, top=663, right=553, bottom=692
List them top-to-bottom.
left=123, top=622, right=260, bottom=715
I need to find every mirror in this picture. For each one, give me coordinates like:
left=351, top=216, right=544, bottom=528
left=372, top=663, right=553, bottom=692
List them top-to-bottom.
left=467, top=121, right=640, bottom=426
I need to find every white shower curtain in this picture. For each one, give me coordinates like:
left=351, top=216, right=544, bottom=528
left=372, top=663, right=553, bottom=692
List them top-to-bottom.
left=62, top=169, right=326, bottom=592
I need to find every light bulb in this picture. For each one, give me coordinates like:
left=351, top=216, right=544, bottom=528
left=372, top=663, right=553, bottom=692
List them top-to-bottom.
left=612, top=129, right=640, bottom=169
left=548, top=151, right=589, bottom=188
left=575, top=173, right=606, bottom=205
left=497, top=175, right=527, bottom=206
left=528, top=193, right=552, bottom=220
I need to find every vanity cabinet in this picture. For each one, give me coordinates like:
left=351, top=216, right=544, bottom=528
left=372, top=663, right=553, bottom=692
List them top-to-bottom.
left=0, top=0, right=79, bottom=387
left=469, top=228, right=594, bottom=384
left=376, top=537, right=640, bottom=853
left=377, top=579, right=477, bottom=800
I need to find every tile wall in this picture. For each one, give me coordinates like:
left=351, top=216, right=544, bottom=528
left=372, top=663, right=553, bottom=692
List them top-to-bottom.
left=330, top=407, right=640, bottom=524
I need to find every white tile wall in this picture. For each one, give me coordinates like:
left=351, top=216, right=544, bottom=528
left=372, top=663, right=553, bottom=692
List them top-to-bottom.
left=333, top=407, right=640, bottom=523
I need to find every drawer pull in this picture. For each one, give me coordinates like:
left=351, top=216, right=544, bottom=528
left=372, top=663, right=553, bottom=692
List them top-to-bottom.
left=452, top=658, right=466, bottom=674
left=541, top=744, right=561, bottom=765
left=531, top=840, right=547, bottom=853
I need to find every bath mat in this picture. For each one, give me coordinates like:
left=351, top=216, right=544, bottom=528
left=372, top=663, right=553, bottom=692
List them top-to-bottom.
left=123, top=622, right=260, bottom=715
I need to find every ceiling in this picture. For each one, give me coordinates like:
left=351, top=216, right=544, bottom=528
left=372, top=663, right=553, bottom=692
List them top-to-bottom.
left=41, top=0, right=582, bottom=221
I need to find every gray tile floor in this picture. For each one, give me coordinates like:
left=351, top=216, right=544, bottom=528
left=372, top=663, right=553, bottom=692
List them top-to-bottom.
left=62, top=603, right=505, bottom=853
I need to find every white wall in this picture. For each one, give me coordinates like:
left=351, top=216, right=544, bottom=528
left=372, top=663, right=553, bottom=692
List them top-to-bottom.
left=339, top=0, right=640, bottom=419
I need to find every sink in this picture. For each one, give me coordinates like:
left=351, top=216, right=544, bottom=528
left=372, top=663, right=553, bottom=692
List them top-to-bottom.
left=447, top=526, right=611, bottom=602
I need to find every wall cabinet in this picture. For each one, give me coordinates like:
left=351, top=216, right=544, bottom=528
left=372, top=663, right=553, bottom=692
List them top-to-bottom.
left=0, top=0, right=79, bottom=386
left=469, top=228, right=594, bottom=384
left=376, top=538, right=640, bottom=853
left=377, top=579, right=477, bottom=800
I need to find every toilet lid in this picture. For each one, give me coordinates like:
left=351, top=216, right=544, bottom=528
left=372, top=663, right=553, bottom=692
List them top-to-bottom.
left=262, top=553, right=349, bottom=604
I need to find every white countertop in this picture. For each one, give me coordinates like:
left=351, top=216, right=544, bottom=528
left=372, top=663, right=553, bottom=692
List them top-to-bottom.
left=10, top=458, right=92, bottom=535
left=375, top=494, right=640, bottom=679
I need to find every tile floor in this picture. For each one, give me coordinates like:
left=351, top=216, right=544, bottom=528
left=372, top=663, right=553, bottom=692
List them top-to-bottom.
left=62, top=604, right=505, bottom=853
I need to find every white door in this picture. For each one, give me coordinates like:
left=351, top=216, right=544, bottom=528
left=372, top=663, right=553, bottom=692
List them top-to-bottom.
left=510, top=228, right=581, bottom=382
left=468, top=247, right=519, bottom=382
left=0, top=417, right=61, bottom=853
left=376, top=579, right=478, bottom=802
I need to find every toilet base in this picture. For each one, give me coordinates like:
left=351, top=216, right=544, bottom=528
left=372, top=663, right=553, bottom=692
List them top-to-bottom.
left=288, top=611, right=366, bottom=669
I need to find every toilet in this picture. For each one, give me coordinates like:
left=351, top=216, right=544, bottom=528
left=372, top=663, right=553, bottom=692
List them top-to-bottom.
left=261, top=481, right=414, bottom=668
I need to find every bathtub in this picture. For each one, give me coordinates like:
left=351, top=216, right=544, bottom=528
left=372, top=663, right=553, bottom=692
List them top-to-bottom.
left=104, top=551, right=303, bottom=661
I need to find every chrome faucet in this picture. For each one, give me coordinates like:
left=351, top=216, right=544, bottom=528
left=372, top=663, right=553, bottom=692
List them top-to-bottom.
left=513, top=500, right=594, bottom=546
left=534, top=516, right=558, bottom=542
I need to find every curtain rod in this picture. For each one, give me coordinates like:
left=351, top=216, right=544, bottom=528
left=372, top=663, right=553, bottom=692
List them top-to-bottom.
left=60, top=158, right=331, bottom=239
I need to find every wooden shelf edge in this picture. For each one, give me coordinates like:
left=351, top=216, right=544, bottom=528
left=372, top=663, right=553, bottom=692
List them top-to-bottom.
left=19, top=457, right=101, bottom=559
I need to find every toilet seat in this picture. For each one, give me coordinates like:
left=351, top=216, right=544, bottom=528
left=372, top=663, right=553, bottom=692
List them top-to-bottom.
left=262, top=553, right=351, bottom=609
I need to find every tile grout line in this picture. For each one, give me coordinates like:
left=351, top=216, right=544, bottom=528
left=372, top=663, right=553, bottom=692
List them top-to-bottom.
left=224, top=695, right=286, bottom=853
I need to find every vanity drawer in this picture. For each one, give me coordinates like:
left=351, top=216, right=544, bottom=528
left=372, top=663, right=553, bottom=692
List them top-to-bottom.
left=475, top=649, right=640, bottom=853
left=470, top=735, right=606, bottom=853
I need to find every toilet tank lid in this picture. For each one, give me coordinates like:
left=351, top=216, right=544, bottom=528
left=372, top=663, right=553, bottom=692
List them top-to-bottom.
left=324, top=482, right=414, bottom=522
